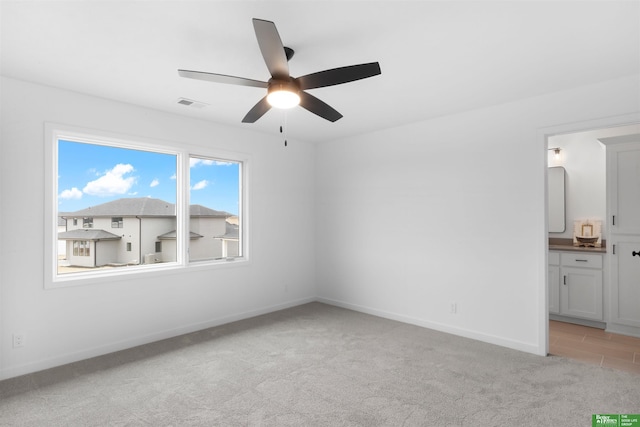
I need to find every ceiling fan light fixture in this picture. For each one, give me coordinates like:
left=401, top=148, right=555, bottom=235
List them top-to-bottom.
left=178, top=19, right=381, bottom=123
left=267, top=81, right=300, bottom=109
left=267, top=90, right=300, bottom=109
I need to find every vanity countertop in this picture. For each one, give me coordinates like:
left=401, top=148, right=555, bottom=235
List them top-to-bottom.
left=549, top=238, right=606, bottom=253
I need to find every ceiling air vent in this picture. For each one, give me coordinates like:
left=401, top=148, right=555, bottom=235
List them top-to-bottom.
left=177, top=98, right=208, bottom=109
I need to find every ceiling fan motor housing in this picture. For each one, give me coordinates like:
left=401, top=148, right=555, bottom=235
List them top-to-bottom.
left=267, top=78, right=301, bottom=109
left=268, top=78, right=300, bottom=95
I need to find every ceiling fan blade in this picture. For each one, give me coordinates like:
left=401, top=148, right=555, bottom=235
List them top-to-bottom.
left=252, top=18, right=289, bottom=79
left=296, top=62, right=381, bottom=90
left=178, top=69, right=268, bottom=88
left=299, top=91, right=343, bottom=122
left=242, top=96, right=272, bottom=123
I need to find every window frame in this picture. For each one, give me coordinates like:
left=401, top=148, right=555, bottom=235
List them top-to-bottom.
left=45, top=123, right=249, bottom=289
left=188, top=154, right=244, bottom=263
left=111, top=217, right=123, bottom=228
left=72, top=240, right=90, bottom=257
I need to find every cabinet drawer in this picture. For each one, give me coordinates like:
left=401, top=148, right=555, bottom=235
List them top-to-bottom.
left=548, top=252, right=560, bottom=265
left=560, top=253, right=602, bottom=269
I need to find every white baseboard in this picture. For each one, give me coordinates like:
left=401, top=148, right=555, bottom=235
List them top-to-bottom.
left=1, top=295, right=545, bottom=380
left=0, top=297, right=315, bottom=381
left=316, top=297, right=544, bottom=356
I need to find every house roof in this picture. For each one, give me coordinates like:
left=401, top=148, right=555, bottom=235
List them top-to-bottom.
left=61, top=197, right=231, bottom=218
left=189, top=204, right=230, bottom=218
left=216, top=222, right=239, bottom=240
left=58, top=229, right=122, bottom=241
left=157, top=230, right=203, bottom=240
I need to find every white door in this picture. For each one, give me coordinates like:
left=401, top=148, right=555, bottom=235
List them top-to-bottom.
left=602, top=136, right=640, bottom=330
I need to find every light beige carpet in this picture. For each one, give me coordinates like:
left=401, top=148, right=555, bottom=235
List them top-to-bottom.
left=1, top=302, right=638, bottom=426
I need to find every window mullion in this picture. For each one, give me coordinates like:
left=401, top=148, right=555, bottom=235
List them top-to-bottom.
left=177, top=152, right=190, bottom=265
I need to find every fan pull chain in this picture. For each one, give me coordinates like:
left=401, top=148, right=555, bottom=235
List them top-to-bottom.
left=280, top=112, right=288, bottom=147
left=279, top=125, right=287, bottom=147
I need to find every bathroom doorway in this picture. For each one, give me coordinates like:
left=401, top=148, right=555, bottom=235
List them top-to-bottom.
left=544, top=120, right=640, bottom=371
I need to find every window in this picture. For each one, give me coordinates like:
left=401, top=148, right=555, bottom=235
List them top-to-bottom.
left=46, top=125, right=246, bottom=284
left=189, top=156, right=242, bottom=262
left=73, top=240, right=90, bottom=256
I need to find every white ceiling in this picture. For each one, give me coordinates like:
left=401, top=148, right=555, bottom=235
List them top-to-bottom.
left=2, top=1, right=638, bottom=143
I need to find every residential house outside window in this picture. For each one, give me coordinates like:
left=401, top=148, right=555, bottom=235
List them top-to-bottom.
left=47, top=125, right=246, bottom=285
left=188, top=156, right=242, bottom=262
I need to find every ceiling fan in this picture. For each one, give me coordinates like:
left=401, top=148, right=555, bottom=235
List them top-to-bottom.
left=178, top=18, right=381, bottom=123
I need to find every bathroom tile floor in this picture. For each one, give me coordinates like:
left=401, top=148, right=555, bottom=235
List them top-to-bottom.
left=549, top=320, right=640, bottom=375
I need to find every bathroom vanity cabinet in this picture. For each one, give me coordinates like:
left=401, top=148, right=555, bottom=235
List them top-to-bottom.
left=549, top=250, right=603, bottom=322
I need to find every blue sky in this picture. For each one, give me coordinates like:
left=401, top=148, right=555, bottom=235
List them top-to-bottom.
left=57, top=140, right=240, bottom=215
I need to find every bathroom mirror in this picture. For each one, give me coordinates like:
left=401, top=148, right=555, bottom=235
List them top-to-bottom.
left=548, top=167, right=566, bottom=232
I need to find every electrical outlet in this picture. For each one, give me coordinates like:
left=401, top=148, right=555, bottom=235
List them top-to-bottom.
left=450, top=302, right=457, bottom=314
left=13, top=333, right=25, bottom=348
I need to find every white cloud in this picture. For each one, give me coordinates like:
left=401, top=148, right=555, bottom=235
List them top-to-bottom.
left=190, top=158, right=215, bottom=168
left=190, top=158, right=233, bottom=167
left=83, top=164, right=136, bottom=197
left=169, top=173, right=176, bottom=180
left=150, top=178, right=159, bottom=187
left=191, top=179, right=208, bottom=190
left=59, top=187, right=83, bottom=200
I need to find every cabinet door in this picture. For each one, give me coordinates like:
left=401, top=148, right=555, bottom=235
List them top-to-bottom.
left=606, top=140, right=640, bottom=331
left=608, top=144, right=640, bottom=235
left=610, top=240, right=640, bottom=327
left=549, top=265, right=560, bottom=314
left=560, top=267, right=603, bottom=320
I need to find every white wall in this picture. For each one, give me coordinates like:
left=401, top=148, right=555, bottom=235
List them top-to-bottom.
left=2, top=74, right=639, bottom=379
left=315, top=75, right=640, bottom=356
left=0, top=77, right=316, bottom=379
left=547, top=124, right=640, bottom=240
